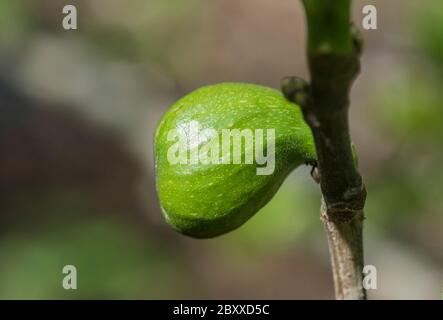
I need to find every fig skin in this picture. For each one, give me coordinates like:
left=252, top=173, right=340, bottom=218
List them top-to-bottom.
left=154, top=83, right=316, bottom=238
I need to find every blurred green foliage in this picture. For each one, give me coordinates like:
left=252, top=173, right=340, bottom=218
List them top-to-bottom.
left=0, top=1, right=33, bottom=47
left=417, top=1, right=443, bottom=69
left=374, top=72, right=442, bottom=142
left=0, top=218, right=186, bottom=299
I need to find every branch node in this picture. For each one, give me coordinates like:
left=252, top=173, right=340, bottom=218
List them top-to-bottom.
left=351, top=23, right=363, bottom=56
left=281, top=76, right=310, bottom=108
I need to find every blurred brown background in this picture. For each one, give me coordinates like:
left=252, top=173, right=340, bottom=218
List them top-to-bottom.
left=0, top=0, right=442, bottom=299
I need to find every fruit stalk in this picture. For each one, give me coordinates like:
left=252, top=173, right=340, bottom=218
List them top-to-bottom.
left=300, top=0, right=367, bottom=299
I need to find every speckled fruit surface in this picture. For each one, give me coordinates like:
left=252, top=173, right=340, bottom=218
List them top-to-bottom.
left=154, top=83, right=316, bottom=238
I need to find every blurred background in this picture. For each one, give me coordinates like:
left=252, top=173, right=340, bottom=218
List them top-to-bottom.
left=0, top=0, right=442, bottom=299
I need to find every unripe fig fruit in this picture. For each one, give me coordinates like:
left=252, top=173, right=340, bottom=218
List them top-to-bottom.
left=154, top=83, right=316, bottom=238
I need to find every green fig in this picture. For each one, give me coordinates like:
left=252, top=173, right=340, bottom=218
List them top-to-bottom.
left=154, top=83, right=316, bottom=238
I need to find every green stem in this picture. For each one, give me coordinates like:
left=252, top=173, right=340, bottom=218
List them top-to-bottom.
left=301, top=0, right=367, bottom=299
left=303, top=0, right=353, bottom=54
